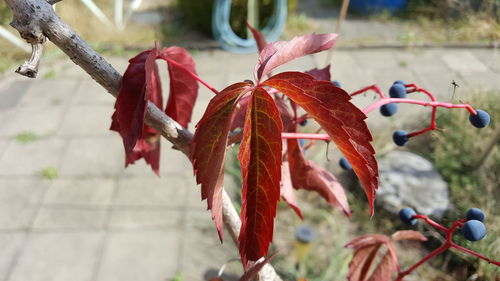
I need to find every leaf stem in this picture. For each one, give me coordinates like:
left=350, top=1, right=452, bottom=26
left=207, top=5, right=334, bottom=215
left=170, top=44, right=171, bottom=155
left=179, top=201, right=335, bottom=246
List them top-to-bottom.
left=161, top=56, right=220, bottom=95
left=281, top=132, right=330, bottom=141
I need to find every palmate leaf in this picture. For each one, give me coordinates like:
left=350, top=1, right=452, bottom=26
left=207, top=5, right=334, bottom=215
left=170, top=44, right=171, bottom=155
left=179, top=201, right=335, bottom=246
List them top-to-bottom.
left=111, top=44, right=199, bottom=174
left=305, top=65, right=331, bottom=81
left=263, top=72, right=378, bottom=215
left=191, top=82, right=253, bottom=240
left=238, top=87, right=283, bottom=265
left=345, top=231, right=427, bottom=281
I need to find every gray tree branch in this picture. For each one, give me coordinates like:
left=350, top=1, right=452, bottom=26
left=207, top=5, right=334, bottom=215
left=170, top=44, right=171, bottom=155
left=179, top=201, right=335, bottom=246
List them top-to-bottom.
left=4, top=0, right=281, bottom=279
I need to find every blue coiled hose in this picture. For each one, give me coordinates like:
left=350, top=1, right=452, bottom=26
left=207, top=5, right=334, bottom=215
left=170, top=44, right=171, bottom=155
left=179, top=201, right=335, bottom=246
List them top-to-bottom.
left=212, top=0, right=287, bottom=53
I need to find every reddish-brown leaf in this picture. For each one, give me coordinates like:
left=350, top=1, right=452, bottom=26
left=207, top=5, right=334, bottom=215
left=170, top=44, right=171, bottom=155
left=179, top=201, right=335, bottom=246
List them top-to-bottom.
left=246, top=22, right=268, bottom=53
left=255, top=33, right=337, bottom=81
left=111, top=47, right=163, bottom=174
left=159, top=47, right=199, bottom=128
left=305, top=65, right=331, bottom=81
left=263, top=72, right=378, bottom=215
left=191, top=82, right=252, bottom=240
left=238, top=87, right=283, bottom=265
left=287, top=139, right=350, bottom=216
left=281, top=161, right=303, bottom=219
left=391, top=230, right=427, bottom=242
left=345, top=234, right=398, bottom=281
left=239, top=251, right=279, bottom=281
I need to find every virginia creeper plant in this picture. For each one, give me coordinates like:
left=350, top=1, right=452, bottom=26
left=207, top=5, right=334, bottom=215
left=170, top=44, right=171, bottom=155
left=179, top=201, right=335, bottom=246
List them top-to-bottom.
left=3, top=1, right=497, bottom=278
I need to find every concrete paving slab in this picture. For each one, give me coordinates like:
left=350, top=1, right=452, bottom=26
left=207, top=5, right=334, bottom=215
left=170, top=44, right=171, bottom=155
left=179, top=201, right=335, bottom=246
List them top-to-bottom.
left=442, top=50, right=488, bottom=73
left=18, top=80, right=79, bottom=107
left=72, top=80, right=116, bottom=106
left=0, top=81, right=30, bottom=110
left=0, top=105, right=66, bottom=137
left=58, top=105, right=115, bottom=136
left=59, top=137, right=124, bottom=177
left=0, top=139, right=67, bottom=176
left=114, top=176, right=187, bottom=207
left=43, top=178, right=116, bottom=206
left=32, top=207, right=108, bottom=230
left=108, top=208, right=182, bottom=230
left=96, top=230, right=179, bottom=281
left=9, top=232, right=104, bottom=281
left=0, top=233, right=26, bottom=281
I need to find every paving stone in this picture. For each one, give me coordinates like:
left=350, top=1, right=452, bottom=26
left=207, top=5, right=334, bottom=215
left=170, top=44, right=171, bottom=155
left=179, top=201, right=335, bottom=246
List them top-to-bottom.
left=472, top=49, right=500, bottom=73
left=442, top=50, right=488, bottom=73
left=0, top=80, right=30, bottom=110
left=19, top=80, right=79, bottom=107
left=72, top=80, right=115, bottom=106
left=0, top=105, right=66, bottom=137
left=58, top=105, right=115, bottom=136
left=59, top=137, right=124, bottom=177
left=0, top=139, right=66, bottom=176
left=0, top=139, right=8, bottom=159
left=114, top=176, right=187, bottom=207
left=43, top=178, right=116, bottom=206
left=32, top=207, right=108, bottom=230
left=108, top=208, right=182, bottom=230
left=180, top=211, right=237, bottom=281
left=96, top=230, right=179, bottom=281
left=9, top=232, right=104, bottom=281
left=0, top=233, right=26, bottom=281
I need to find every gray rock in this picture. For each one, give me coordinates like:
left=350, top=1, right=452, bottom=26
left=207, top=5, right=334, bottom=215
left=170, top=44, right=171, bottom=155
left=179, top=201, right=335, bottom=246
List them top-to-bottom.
left=377, top=151, right=449, bottom=219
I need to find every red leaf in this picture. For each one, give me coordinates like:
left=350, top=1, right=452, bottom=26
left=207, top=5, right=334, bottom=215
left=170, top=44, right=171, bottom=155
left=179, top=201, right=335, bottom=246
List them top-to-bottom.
left=246, top=22, right=268, bottom=53
left=255, top=33, right=337, bottom=81
left=111, top=47, right=163, bottom=174
left=159, top=47, right=199, bottom=128
left=305, top=65, right=331, bottom=81
left=263, top=72, right=378, bottom=215
left=191, top=82, right=252, bottom=240
left=238, top=87, right=283, bottom=265
left=230, top=94, right=250, bottom=131
left=287, top=139, right=351, bottom=216
left=281, top=161, right=303, bottom=219
left=391, top=230, right=427, bottom=242
left=345, top=234, right=398, bottom=281
left=239, top=251, right=279, bottom=281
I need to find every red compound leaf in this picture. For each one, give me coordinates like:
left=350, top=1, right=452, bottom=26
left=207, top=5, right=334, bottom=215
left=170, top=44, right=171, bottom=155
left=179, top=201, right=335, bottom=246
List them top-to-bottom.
left=246, top=22, right=268, bottom=53
left=254, top=33, right=337, bottom=82
left=111, top=47, right=163, bottom=174
left=159, top=47, right=199, bottom=128
left=305, top=65, right=331, bottom=81
left=263, top=72, right=378, bottom=215
left=191, top=82, right=253, bottom=240
left=238, top=87, right=283, bottom=265
left=287, top=139, right=350, bottom=216
left=391, top=230, right=427, bottom=242
left=345, top=235, right=398, bottom=281
left=239, top=251, right=279, bottom=281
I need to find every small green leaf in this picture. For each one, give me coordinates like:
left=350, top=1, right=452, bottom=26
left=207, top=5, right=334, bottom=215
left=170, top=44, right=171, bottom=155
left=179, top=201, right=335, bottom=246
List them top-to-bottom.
left=15, top=132, right=39, bottom=144
left=40, top=166, right=58, bottom=180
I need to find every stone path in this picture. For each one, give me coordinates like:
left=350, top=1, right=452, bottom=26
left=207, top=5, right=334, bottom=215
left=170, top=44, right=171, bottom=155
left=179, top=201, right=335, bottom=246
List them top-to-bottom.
left=0, top=46, right=499, bottom=281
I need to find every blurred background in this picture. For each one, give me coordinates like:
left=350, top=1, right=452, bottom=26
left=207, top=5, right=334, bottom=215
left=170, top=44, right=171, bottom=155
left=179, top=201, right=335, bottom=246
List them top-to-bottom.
left=0, top=0, right=499, bottom=281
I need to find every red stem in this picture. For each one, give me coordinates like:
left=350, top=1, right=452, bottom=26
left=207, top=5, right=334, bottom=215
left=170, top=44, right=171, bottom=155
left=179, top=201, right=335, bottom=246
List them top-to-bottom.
left=160, top=56, right=220, bottom=95
left=350, top=84, right=386, bottom=98
left=363, top=98, right=476, bottom=115
left=281, top=132, right=330, bottom=141
left=413, top=215, right=448, bottom=232
left=395, top=243, right=450, bottom=281
left=450, top=243, right=500, bottom=266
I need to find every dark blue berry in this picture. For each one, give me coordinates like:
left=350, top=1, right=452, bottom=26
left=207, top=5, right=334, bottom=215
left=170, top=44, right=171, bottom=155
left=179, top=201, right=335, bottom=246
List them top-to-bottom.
left=332, top=80, right=341, bottom=87
left=393, top=80, right=406, bottom=85
left=389, top=83, right=407, bottom=99
left=380, top=103, right=398, bottom=117
left=469, top=110, right=490, bottom=128
left=300, top=119, right=308, bottom=126
left=393, top=130, right=409, bottom=146
left=339, top=157, right=352, bottom=171
left=399, top=207, right=417, bottom=225
left=466, top=208, right=485, bottom=222
left=462, top=220, right=487, bottom=241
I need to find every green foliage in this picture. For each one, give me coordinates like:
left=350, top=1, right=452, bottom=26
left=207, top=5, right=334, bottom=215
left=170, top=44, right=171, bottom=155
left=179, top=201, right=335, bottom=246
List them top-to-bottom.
left=176, top=0, right=298, bottom=37
left=14, top=132, right=39, bottom=144
left=40, top=166, right=59, bottom=180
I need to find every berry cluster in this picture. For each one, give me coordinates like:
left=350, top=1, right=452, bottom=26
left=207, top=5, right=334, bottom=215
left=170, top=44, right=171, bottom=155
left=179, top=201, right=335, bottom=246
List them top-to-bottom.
left=379, top=81, right=491, bottom=147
